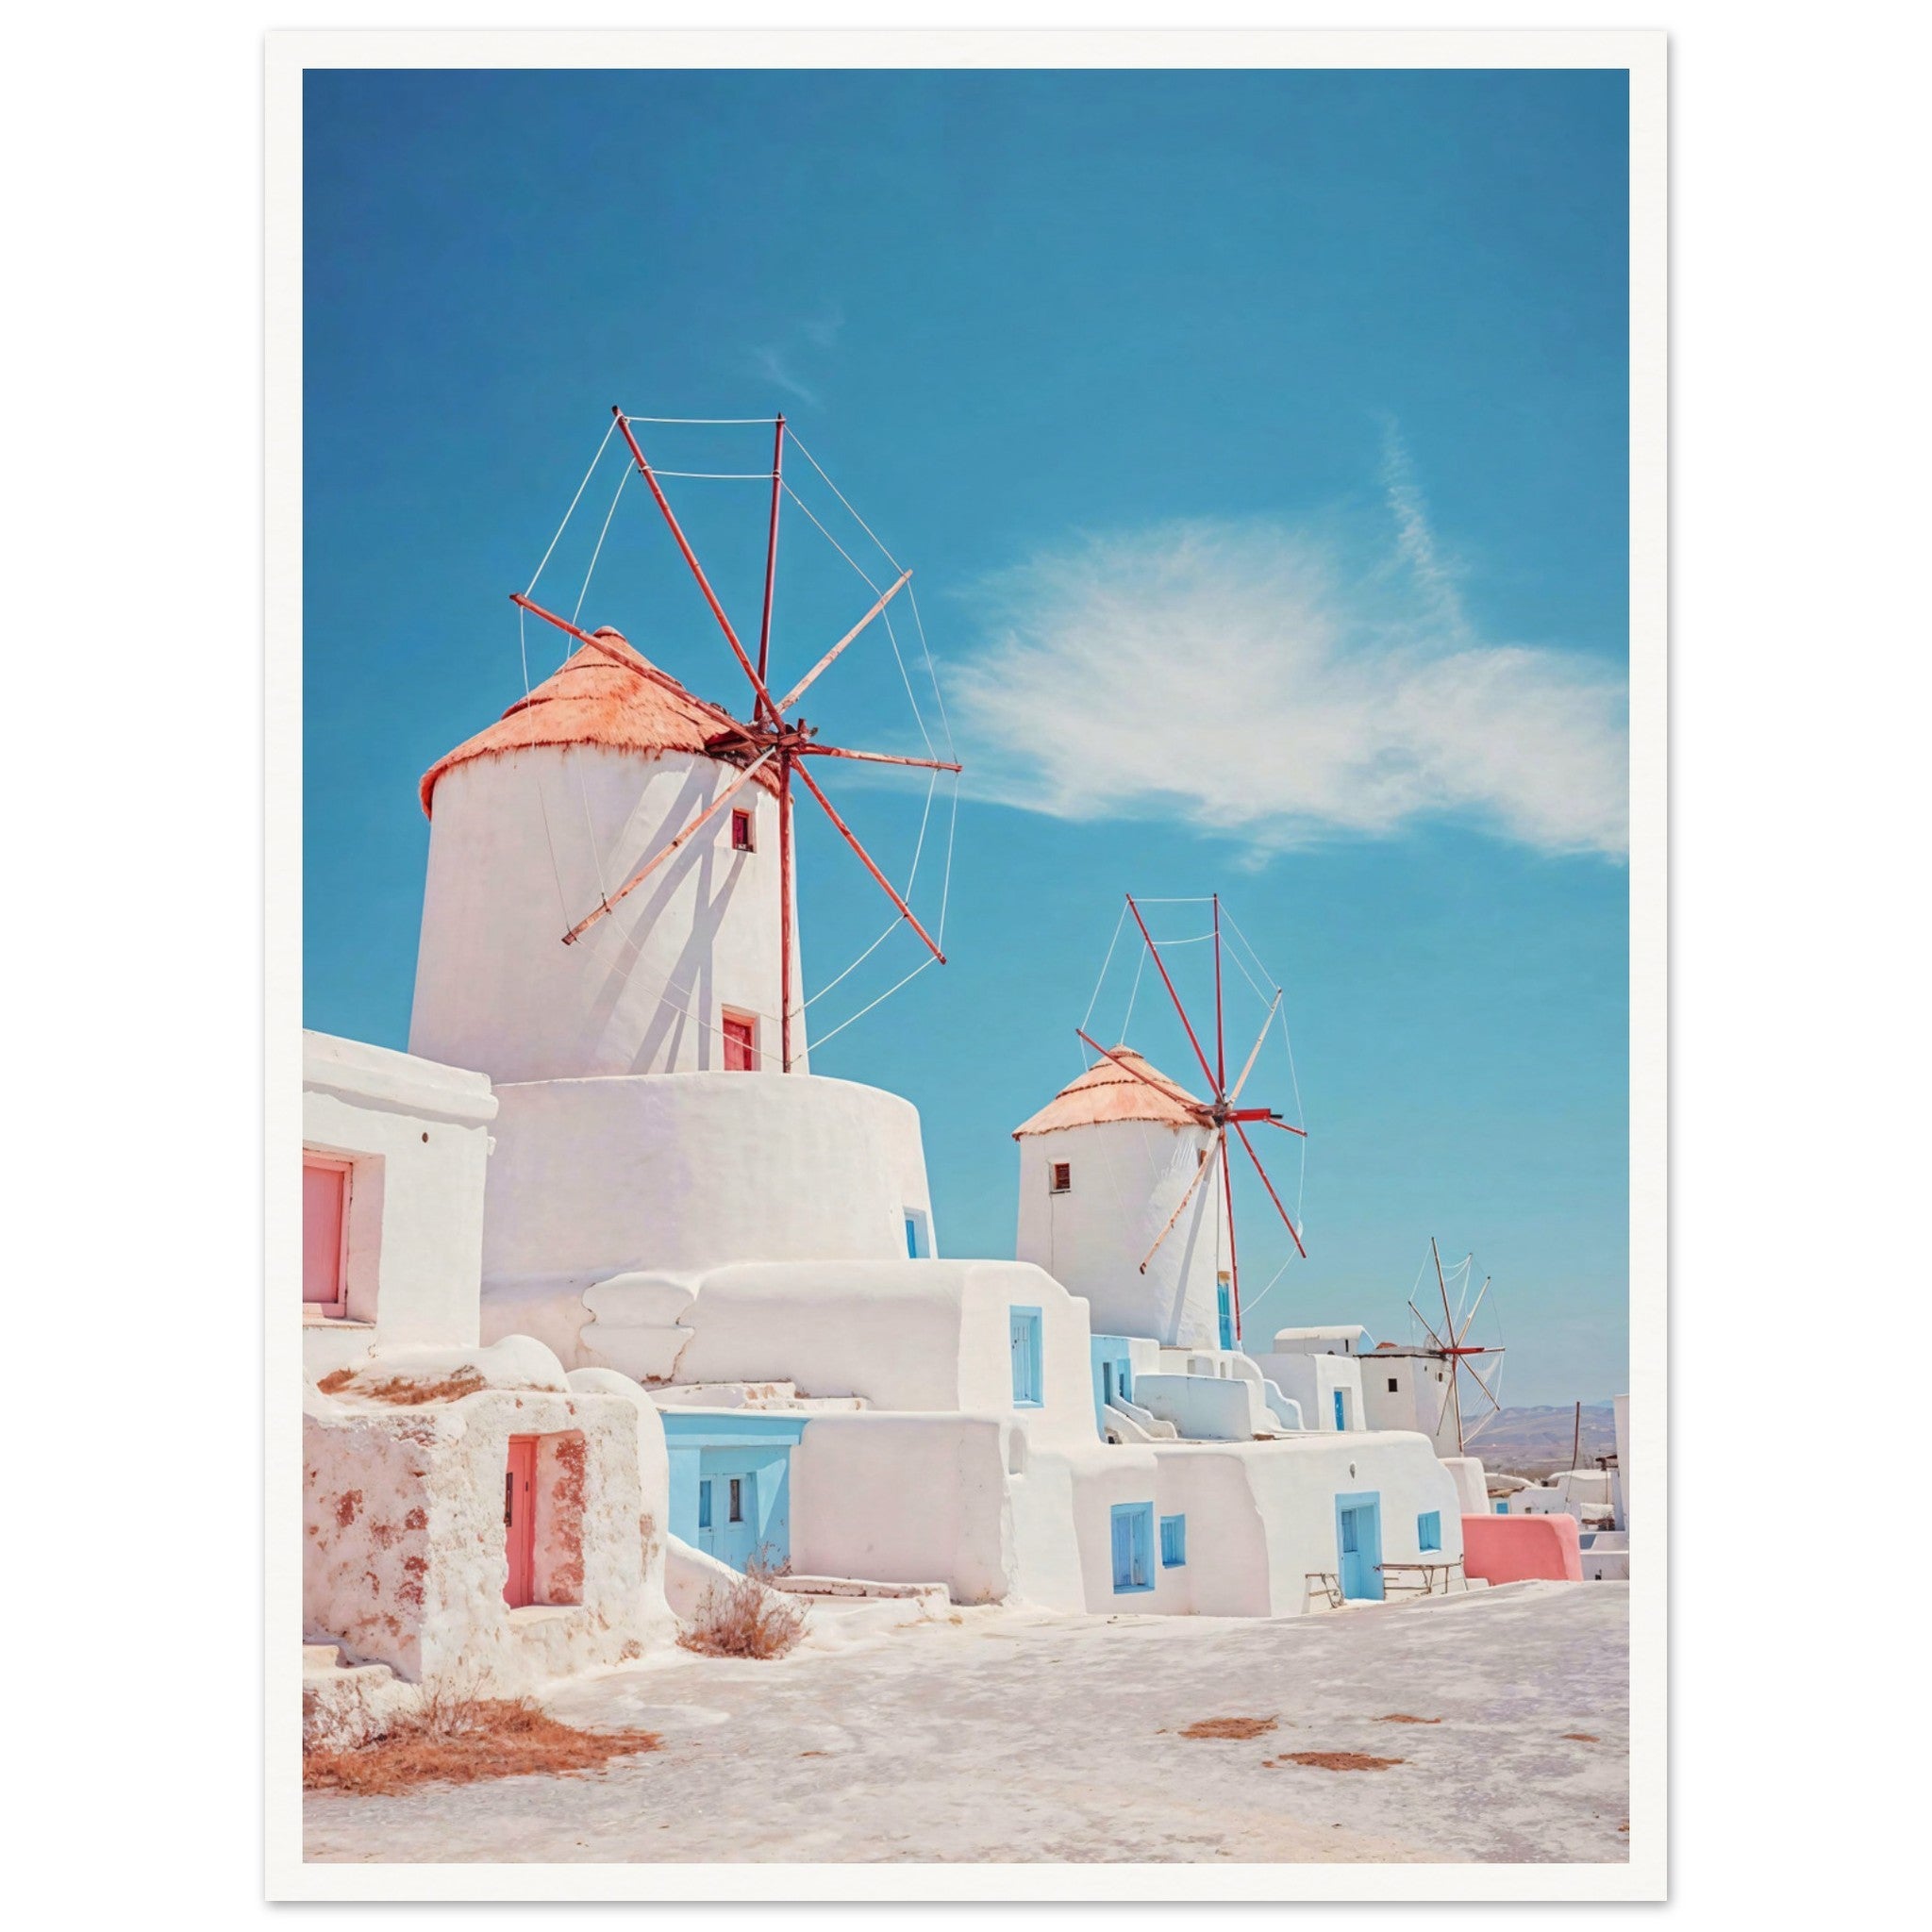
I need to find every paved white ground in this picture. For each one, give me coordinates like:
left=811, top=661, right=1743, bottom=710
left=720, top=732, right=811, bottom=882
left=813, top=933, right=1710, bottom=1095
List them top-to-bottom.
left=305, top=1580, right=1629, bottom=1864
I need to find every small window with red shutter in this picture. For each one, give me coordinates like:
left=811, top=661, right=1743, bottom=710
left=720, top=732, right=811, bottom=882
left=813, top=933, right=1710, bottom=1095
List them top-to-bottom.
left=730, top=808, right=755, bottom=853
left=722, top=1010, right=758, bottom=1072
left=1050, top=1161, right=1073, bottom=1195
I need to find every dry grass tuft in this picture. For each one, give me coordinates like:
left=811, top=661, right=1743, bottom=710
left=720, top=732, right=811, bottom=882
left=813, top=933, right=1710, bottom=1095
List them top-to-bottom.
left=314, top=1366, right=488, bottom=1407
left=676, top=1554, right=808, bottom=1661
left=302, top=1685, right=659, bottom=1797
left=1375, top=1713, right=1442, bottom=1725
left=1179, top=1715, right=1278, bottom=1740
left=1562, top=1732, right=1600, bottom=1743
left=1273, top=1750, right=1404, bottom=1773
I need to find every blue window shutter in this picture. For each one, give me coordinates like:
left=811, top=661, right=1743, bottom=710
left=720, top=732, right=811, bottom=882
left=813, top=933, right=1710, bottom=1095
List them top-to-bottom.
left=906, top=1215, right=918, bottom=1257
left=1333, top=1389, right=1345, bottom=1429
left=697, top=1480, right=712, bottom=1530
left=1111, top=1510, right=1132, bottom=1589
left=1418, top=1510, right=1441, bottom=1552
left=1160, top=1514, right=1187, bottom=1567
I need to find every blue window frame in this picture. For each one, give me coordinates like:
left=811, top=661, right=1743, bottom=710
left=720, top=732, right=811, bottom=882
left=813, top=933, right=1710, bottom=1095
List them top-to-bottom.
left=904, top=1208, right=931, bottom=1258
left=1216, top=1274, right=1233, bottom=1350
left=1009, top=1307, right=1043, bottom=1407
left=1333, top=1388, right=1346, bottom=1430
left=697, top=1479, right=712, bottom=1531
left=1494, top=1500, right=1509, bottom=1515
left=1111, top=1502, right=1155, bottom=1592
left=1418, top=1509, right=1442, bottom=1552
left=1159, top=1514, right=1188, bottom=1568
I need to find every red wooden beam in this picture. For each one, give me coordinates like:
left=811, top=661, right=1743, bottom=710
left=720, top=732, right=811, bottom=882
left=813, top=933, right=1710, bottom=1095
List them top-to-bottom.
left=612, top=408, right=784, bottom=726
left=758, top=414, right=786, bottom=688
left=774, top=570, right=913, bottom=715
left=509, top=591, right=631, bottom=663
left=797, top=742, right=962, bottom=774
left=559, top=748, right=778, bottom=946
left=778, top=752, right=795, bottom=1072
left=791, top=757, right=946, bottom=964
left=1124, top=893, right=1221, bottom=1099
left=1213, top=893, right=1226, bottom=1094
left=1074, top=1028, right=1210, bottom=1114
left=1259, top=1116, right=1309, bottom=1138
left=1232, top=1119, right=1307, bottom=1258
left=1220, top=1124, right=1241, bottom=1340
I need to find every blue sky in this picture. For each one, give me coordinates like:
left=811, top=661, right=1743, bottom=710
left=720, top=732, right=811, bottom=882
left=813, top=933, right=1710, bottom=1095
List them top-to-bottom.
left=304, top=67, right=1628, bottom=1405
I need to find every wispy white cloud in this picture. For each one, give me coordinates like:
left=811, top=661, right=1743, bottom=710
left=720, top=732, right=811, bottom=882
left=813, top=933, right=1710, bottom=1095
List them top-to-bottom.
left=748, top=306, right=844, bottom=409
left=948, top=439, right=1627, bottom=858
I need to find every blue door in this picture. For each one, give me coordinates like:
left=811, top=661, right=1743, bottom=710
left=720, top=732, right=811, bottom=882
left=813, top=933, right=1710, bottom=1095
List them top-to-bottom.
left=1216, top=1275, right=1234, bottom=1350
left=1333, top=1388, right=1346, bottom=1430
left=698, top=1465, right=762, bottom=1571
left=1335, top=1491, right=1384, bottom=1601
left=1110, top=1502, right=1155, bottom=1593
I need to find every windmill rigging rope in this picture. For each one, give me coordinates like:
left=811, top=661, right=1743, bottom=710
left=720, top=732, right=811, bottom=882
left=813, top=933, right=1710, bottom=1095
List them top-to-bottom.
left=525, top=417, right=619, bottom=598
left=786, top=429, right=906, bottom=575
left=904, top=584, right=958, bottom=761
left=799, top=764, right=940, bottom=1014
left=1080, top=903, right=1130, bottom=1039
left=808, top=957, right=938, bottom=1052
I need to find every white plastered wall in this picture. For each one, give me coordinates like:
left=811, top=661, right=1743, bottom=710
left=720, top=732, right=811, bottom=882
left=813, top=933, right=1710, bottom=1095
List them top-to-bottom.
left=410, top=743, right=805, bottom=1084
left=301, top=1032, right=498, bottom=1380
left=477, top=1073, right=936, bottom=1369
left=1015, top=1117, right=1227, bottom=1347
left=302, top=1341, right=671, bottom=1690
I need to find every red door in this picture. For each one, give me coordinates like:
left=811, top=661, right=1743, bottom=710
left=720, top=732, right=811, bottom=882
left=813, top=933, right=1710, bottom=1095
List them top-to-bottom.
left=722, top=1014, right=757, bottom=1072
left=302, top=1157, right=348, bottom=1313
left=504, top=1436, right=537, bottom=1607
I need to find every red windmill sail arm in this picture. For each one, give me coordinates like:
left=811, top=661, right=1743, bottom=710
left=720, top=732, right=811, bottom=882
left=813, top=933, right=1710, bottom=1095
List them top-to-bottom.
left=612, top=408, right=784, bottom=728
left=758, top=415, right=786, bottom=686
left=774, top=570, right=913, bottom=715
left=509, top=592, right=634, bottom=666
left=796, top=742, right=962, bottom=774
left=559, top=748, right=778, bottom=946
left=778, top=754, right=795, bottom=1072
left=791, top=757, right=947, bottom=965
left=1124, top=893, right=1221, bottom=1098
left=1213, top=894, right=1226, bottom=1093
left=1225, top=990, right=1281, bottom=1104
left=1073, top=1028, right=1212, bottom=1117
left=1259, top=1116, right=1308, bottom=1137
left=1231, top=1120, right=1307, bottom=1258
left=1220, top=1124, right=1241, bottom=1339
left=1137, top=1138, right=1217, bottom=1273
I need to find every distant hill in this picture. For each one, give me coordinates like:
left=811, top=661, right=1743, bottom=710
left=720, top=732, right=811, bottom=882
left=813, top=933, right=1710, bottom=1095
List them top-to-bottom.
left=1467, top=1403, right=1618, bottom=1478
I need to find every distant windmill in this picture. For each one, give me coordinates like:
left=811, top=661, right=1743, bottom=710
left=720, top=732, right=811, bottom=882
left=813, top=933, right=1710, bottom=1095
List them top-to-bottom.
left=1074, top=891, right=1307, bottom=1342
left=1407, top=1237, right=1507, bottom=1454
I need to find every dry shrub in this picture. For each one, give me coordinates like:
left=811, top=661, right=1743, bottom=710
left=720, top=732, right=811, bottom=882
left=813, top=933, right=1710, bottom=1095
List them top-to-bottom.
left=677, top=1553, right=808, bottom=1660
left=302, top=1684, right=659, bottom=1796
left=1375, top=1713, right=1442, bottom=1725
left=1180, top=1715, right=1277, bottom=1740
left=1562, top=1732, right=1600, bottom=1743
left=1273, top=1750, right=1404, bottom=1773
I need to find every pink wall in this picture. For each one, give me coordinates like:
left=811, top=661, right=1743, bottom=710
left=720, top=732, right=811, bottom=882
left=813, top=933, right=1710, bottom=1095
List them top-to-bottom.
left=1461, top=1512, right=1584, bottom=1585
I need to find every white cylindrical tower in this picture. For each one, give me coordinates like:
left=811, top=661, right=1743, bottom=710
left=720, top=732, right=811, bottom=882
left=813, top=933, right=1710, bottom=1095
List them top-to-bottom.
left=409, top=629, right=805, bottom=1084
left=1012, top=1049, right=1230, bottom=1349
